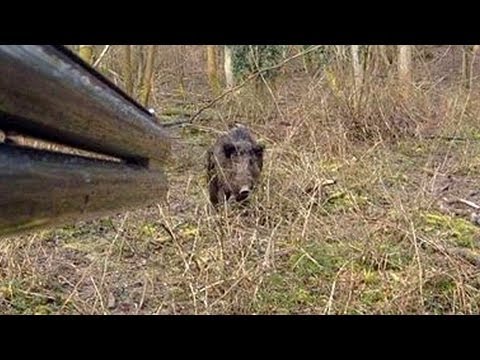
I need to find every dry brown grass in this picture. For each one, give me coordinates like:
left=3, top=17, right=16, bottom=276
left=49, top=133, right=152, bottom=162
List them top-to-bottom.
left=2, top=46, right=480, bottom=314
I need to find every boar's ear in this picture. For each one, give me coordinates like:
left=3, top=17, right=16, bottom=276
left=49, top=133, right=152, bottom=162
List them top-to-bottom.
left=223, top=143, right=236, bottom=158
left=254, top=143, right=265, bottom=157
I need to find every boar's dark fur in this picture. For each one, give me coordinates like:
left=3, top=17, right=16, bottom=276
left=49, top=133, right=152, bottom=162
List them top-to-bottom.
left=206, top=125, right=265, bottom=206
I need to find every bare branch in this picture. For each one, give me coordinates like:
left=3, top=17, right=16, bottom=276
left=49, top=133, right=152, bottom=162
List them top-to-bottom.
left=93, top=45, right=111, bottom=68
left=162, top=45, right=324, bottom=127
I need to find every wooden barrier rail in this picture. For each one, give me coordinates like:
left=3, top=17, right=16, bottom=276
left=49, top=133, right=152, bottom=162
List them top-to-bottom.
left=0, top=45, right=171, bottom=238
left=0, top=45, right=170, bottom=164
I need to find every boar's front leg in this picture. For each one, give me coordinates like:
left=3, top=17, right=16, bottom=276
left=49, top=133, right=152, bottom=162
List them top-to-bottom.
left=208, top=176, right=220, bottom=206
left=209, top=177, right=231, bottom=207
left=209, top=178, right=233, bottom=207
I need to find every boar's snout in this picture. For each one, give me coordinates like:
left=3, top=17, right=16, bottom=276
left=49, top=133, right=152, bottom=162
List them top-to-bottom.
left=236, top=185, right=252, bottom=201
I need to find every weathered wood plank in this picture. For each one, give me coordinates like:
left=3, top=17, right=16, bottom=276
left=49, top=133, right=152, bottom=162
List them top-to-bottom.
left=0, top=45, right=170, bottom=164
left=0, top=144, right=168, bottom=238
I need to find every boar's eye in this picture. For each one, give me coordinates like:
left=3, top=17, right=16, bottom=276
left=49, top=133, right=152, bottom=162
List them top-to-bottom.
left=223, top=143, right=236, bottom=158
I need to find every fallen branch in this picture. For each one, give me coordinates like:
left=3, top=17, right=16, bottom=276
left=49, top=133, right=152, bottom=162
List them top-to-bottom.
left=160, top=116, right=192, bottom=127
left=422, top=134, right=480, bottom=142
left=304, top=179, right=337, bottom=195
left=322, top=179, right=337, bottom=187
left=323, top=191, right=346, bottom=205
left=440, top=197, right=480, bottom=227
left=443, top=197, right=480, bottom=210
left=457, top=198, right=480, bottom=210
left=417, top=236, right=480, bottom=268
left=445, top=247, right=480, bottom=267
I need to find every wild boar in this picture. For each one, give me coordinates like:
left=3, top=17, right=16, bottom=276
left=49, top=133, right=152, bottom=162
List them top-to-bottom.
left=206, top=125, right=265, bottom=206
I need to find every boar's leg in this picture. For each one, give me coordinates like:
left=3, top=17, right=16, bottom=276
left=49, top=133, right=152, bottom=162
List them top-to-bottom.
left=209, top=177, right=222, bottom=206
left=209, top=178, right=233, bottom=207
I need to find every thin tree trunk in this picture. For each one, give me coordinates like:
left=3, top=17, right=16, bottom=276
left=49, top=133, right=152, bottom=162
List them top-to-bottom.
left=124, top=45, right=134, bottom=95
left=139, top=45, right=156, bottom=107
left=176, top=45, right=187, bottom=98
left=302, top=45, right=314, bottom=74
left=335, top=45, right=347, bottom=60
left=351, top=45, right=363, bottom=90
left=379, top=45, right=391, bottom=66
left=398, top=45, right=412, bottom=84
left=462, top=45, right=479, bottom=89
left=207, top=46, right=220, bottom=93
left=224, top=46, right=234, bottom=88
left=330, top=46, right=346, bottom=73
left=137, top=47, right=145, bottom=91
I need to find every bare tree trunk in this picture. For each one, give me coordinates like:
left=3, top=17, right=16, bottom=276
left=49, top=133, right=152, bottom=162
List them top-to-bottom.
left=78, top=45, right=94, bottom=64
left=124, top=45, right=134, bottom=95
left=302, top=45, right=314, bottom=74
left=335, top=45, right=347, bottom=60
left=351, top=45, right=363, bottom=90
left=379, top=45, right=391, bottom=66
left=398, top=45, right=412, bottom=84
left=462, top=45, right=479, bottom=89
left=139, top=46, right=156, bottom=107
left=175, top=46, right=187, bottom=98
left=207, top=46, right=220, bottom=93
left=224, top=46, right=234, bottom=88
left=362, top=46, right=374, bottom=74
left=368, top=46, right=384, bottom=76
left=137, top=47, right=145, bottom=91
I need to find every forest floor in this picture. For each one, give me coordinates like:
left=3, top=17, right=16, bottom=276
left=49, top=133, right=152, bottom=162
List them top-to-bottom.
left=3, top=48, right=480, bottom=314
